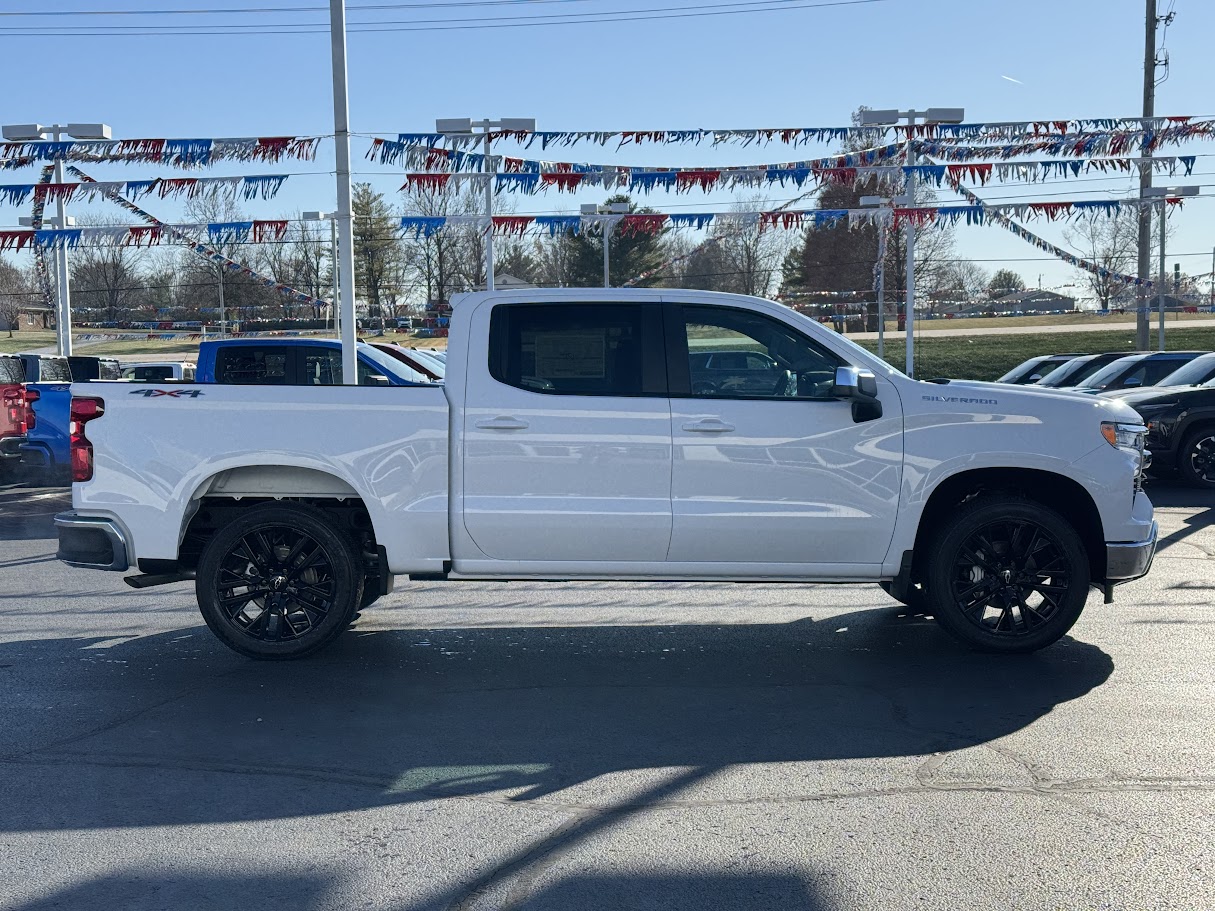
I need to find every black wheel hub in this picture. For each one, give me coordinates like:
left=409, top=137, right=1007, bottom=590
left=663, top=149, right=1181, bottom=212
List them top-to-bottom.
left=1189, top=436, right=1215, bottom=482
left=950, top=519, right=1069, bottom=637
left=215, top=527, right=336, bottom=643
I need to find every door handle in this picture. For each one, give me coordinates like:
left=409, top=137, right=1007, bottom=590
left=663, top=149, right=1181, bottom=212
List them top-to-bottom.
left=475, top=416, right=530, bottom=431
left=682, top=419, right=736, bottom=433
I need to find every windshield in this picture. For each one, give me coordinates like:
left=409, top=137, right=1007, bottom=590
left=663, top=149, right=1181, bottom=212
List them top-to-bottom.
left=358, top=344, right=431, bottom=384
left=1037, top=355, right=1098, bottom=387
left=1156, top=355, right=1215, bottom=387
left=1076, top=356, right=1140, bottom=390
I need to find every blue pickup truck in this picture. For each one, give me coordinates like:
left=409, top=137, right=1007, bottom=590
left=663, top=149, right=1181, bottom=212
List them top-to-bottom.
left=195, top=338, right=432, bottom=386
left=16, top=353, right=73, bottom=476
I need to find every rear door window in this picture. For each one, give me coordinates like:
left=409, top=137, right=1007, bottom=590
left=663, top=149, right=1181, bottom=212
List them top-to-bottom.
left=488, top=302, right=662, bottom=396
left=215, top=347, right=292, bottom=384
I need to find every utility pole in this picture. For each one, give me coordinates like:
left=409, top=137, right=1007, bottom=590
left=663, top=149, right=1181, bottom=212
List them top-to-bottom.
left=329, top=0, right=358, bottom=384
left=1136, top=0, right=1160, bottom=350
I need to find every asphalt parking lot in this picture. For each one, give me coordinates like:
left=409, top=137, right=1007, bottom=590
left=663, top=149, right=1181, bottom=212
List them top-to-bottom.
left=0, top=482, right=1212, bottom=911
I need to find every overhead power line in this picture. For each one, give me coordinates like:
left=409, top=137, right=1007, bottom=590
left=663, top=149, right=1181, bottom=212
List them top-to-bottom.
left=0, top=0, right=891, bottom=35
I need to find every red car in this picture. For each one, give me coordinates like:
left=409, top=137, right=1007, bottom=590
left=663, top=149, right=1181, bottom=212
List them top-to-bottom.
left=0, top=355, right=30, bottom=468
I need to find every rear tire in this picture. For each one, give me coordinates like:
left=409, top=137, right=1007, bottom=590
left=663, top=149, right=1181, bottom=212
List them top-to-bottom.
left=1177, top=427, right=1215, bottom=489
left=925, top=495, right=1090, bottom=654
left=196, top=503, right=363, bottom=660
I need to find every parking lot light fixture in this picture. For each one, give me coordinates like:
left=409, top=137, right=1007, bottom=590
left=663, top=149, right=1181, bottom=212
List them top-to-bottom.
left=858, top=107, right=964, bottom=377
left=437, top=117, right=536, bottom=291
left=2, top=121, right=112, bottom=357
left=1144, top=185, right=1200, bottom=350
left=581, top=201, right=631, bottom=287
left=304, top=211, right=340, bottom=332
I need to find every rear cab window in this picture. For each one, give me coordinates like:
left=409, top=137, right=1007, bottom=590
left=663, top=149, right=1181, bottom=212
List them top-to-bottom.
left=488, top=302, right=664, bottom=396
left=215, top=347, right=291, bottom=384
left=0, top=358, right=24, bottom=384
left=37, top=358, right=72, bottom=383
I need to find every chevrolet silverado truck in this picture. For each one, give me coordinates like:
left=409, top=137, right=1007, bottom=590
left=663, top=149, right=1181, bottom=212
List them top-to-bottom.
left=54, top=289, right=1157, bottom=659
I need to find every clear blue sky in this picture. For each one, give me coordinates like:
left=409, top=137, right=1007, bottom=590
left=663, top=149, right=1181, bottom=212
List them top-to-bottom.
left=2, top=0, right=1213, bottom=296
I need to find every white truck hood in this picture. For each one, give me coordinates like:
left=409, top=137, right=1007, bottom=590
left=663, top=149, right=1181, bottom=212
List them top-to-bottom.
left=926, top=379, right=1145, bottom=423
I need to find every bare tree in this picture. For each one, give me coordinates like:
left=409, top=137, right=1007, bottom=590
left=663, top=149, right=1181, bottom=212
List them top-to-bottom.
left=1063, top=208, right=1141, bottom=310
left=71, top=215, right=145, bottom=324
left=0, top=259, right=30, bottom=336
left=933, top=259, right=991, bottom=313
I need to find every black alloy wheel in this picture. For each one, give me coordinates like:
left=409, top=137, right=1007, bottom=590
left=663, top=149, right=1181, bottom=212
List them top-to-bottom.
left=1180, top=429, right=1215, bottom=489
left=927, top=495, right=1090, bottom=653
left=196, top=503, right=363, bottom=659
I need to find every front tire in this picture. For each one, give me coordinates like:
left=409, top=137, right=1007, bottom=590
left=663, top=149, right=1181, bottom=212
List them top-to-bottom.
left=1177, top=427, right=1215, bottom=489
left=925, top=495, right=1090, bottom=654
left=196, top=503, right=364, bottom=660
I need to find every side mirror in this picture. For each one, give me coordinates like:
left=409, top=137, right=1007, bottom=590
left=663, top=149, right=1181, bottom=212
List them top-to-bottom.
left=831, top=365, right=879, bottom=400
left=364, top=374, right=391, bottom=387
left=1122, top=377, right=1143, bottom=388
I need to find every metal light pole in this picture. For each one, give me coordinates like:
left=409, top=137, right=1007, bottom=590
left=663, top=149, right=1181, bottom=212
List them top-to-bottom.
left=328, top=0, right=358, bottom=383
left=859, top=108, right=964, bottom=378
left=437, top=117, right=536, bottom=292
left=3, top=122, right=111, bottom=357
left=1144, top=185, right=1199, bottom=351
left=861, top=194, right=906, bottom=362
left=581, top=202, right=630, bottom=287
left=303, top=211, right=340, bottom=332
left=217, top=268, right=226, bottom=338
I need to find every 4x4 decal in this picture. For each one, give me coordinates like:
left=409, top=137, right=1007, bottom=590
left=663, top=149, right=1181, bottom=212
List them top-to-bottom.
left=129, top=389, right=205, bottom=398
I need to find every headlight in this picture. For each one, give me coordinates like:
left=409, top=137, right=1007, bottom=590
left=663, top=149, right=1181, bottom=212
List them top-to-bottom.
left=1100, top=421, right=1146, bottom=451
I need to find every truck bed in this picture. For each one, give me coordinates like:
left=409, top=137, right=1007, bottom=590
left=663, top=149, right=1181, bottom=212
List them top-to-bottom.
left=71, top=382, right=451, bottom=574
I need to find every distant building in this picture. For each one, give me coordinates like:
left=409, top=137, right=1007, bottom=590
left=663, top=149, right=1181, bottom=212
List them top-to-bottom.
left=475, top=273, right=536, bottom=292
left=961, top=290, right=1076, bottom=316
left=0, top=302, right=53, bottom=332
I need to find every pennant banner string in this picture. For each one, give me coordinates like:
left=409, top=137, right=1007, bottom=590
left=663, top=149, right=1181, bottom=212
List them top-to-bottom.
left=381, top=117, right=1215, bottom=151
left=0, top=136, right=321, bottom=168
left=393, top=155, right=1195, bottom=196
left=930, top=157, right=1157, bottom=289
left=63, top=166, right=328, bottom=307
left=0, top=175, right=289, bottom=208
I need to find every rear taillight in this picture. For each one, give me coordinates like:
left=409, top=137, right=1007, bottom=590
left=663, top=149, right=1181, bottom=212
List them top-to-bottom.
left=23, top=386, right=39, bottom=431
left=2, top=388, right=24, bottom=435
left=70, top=396, right=105, bottom=483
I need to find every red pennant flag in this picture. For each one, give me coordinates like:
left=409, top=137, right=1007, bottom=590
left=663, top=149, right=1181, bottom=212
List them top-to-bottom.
left=675, top=170, right=722, bottom=192
left=541, top=173, right=584, bottom=192
left=402, top=174, right=452, bottom=192
left=1028, top=202, right=1073, bottom=220
left=892, top=207, right=938, bottom=228
left=619, top=214, right=669, bottom=236
left=491, top=216, right=534, bottom=235
left=253, top=220, right=289, bottom=243
left=125, top=225, right=163, bottom=247
left=0, top=230, right=33, bottom=252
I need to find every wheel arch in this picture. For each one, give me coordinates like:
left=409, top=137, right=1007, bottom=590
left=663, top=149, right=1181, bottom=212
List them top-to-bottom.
left=176, top=464, right=381, bottom=575
left=910, top=467, right=1106, bottom=583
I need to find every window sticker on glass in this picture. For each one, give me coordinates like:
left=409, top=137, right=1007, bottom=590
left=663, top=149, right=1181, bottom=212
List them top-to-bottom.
left=533, top=331, right=606, bottom=379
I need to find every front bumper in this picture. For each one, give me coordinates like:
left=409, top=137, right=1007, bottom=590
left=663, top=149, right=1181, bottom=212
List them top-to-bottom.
left=55, top=512, right=131, bottom=571
left=1106, top=520, right=1158, bottom=583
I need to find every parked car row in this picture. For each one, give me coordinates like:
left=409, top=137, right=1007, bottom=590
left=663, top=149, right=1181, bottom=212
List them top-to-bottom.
left=996, top=349, right=1215, bottom=488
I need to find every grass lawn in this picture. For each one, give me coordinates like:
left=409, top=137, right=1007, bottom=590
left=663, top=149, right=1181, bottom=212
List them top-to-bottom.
left=908, top=310, right=1215, bottom=333
left=857, top=326, right=1215, bottom=381
left=0, top=331, right=56, bottom=354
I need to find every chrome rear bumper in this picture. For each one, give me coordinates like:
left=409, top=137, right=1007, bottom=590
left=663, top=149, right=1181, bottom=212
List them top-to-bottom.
left=55, top=512, right=130, bottom=571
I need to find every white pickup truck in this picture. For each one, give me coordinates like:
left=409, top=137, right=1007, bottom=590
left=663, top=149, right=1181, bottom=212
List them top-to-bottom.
left=55, top=288, right=1157, bottom=659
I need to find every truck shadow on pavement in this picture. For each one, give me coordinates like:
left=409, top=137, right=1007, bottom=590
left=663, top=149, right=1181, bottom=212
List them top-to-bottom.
left=1, top=607, right=1113, bottom=834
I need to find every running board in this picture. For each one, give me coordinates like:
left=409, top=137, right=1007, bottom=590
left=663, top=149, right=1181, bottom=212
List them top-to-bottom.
left=124, top=572, right=193, bottom=589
